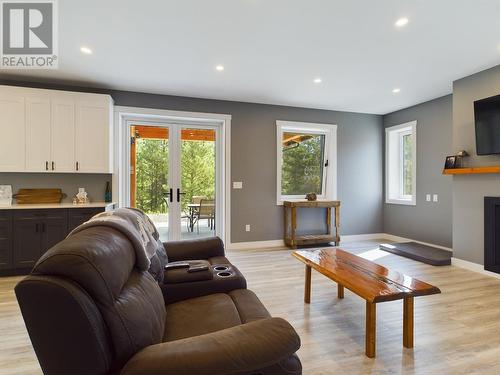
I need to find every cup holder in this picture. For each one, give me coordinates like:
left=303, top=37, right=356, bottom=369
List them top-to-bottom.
left=213, top=265, right=229, bottom=272
left=217, top=271, right=232, bottom=278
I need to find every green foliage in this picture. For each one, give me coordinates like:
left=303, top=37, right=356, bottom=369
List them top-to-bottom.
left=282, top=134, right=325, bottom=195
left=402, top=134, right=413, bottom=195
left=135, top=138, right=215, bottom=214
left=136, top=139, right=169, bottom=213
left=181, top=140, right=215, bottom=210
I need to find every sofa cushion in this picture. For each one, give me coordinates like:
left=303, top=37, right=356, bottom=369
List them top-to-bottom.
left=163, top=289, right=272, bottom=342
left=164, top=293, right=242, bottom=341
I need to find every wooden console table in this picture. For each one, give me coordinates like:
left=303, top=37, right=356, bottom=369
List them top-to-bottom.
left=283, top=200, right=340, bottom=248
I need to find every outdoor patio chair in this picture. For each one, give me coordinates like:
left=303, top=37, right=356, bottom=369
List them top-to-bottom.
left=197, top=198, right=215, bottom=234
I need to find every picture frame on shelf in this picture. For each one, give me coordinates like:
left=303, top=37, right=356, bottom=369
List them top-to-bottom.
left=444, top=155, right=457, bottom=169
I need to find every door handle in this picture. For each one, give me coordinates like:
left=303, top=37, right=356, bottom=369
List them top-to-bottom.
left=45, top=161, right=48, bottom=171
left=52, top=161, right=55, bottom=171
left=76, top=161, right=79, bottom=171
left=168, top=188, right=173, bottom=203
left=176, top=188, right=186, bottom=202
left=35, top=223, right=39, bottom=232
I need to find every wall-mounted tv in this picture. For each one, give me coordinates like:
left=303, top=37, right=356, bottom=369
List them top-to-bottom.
left=475, top=94, right=500, bottom=155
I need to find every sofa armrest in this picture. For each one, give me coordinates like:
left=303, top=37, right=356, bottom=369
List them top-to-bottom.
left=163, top=237, right=225, bottom=262
left=121, top=317, right=300, bottom=375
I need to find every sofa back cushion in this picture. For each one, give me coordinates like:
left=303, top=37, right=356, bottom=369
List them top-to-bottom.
left=33, top=226, right=166, bottom=369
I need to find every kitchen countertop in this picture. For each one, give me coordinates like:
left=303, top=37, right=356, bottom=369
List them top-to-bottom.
left=0, top=202, right=116, bottom=210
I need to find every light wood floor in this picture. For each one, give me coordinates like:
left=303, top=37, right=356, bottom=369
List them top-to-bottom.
left=2, top=240, right=500, bottom=374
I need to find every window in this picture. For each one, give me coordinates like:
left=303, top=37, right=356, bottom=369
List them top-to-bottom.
left=277, top=121, right=337, bottom=204
left=385, top=121, right=417, bottom=205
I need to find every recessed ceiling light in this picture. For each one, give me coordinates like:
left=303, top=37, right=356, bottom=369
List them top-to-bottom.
left=395, top=17, right=409, bottom=27
left=80, top=46, right=92, bottom=55
left=215, top=65, right=224, bottom=71
left=313, top=78, right=322, bottom=84
left=392, top=88, right=401, bottom=94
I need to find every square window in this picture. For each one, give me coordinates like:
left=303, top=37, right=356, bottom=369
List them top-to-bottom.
left=277, top=121, right=336, bottom=204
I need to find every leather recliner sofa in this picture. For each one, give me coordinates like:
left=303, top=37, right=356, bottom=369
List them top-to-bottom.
left=15, top=226, right=302, bottom=375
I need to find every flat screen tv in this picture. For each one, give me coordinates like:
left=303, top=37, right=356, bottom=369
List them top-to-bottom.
left=475, top=94, right=500, bottom=155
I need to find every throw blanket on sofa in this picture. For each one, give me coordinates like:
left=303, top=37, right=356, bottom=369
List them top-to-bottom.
left=68, top=207, right=162, bottom=271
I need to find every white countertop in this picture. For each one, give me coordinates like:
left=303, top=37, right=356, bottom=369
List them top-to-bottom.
left=0, top=202, right=116, bottom=210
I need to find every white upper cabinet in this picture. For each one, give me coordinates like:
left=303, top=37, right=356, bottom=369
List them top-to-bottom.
left=0, top=85, right=113, bottom=173
left=0, top=89, right=26, bottom=172
left=25, top=95, right=51, bottom=172
left=51, top=97, right=76, bottom=173
left=75, top=97, right=113, bottom=173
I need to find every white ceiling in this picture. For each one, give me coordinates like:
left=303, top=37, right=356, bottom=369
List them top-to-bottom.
left=1, top=0, right=500, bottom=114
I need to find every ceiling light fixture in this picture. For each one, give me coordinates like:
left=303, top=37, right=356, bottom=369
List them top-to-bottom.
left=395, top=17, right=409, bottom=27
left=80, top=46, right=93, bottom=54
left=215, top=65, right=225, bottom=71
left=313, top=78, right=322, bottom=84
left=392, top=88, right=401, bottom=94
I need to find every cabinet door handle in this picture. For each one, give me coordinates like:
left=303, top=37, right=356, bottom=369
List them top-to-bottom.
left=45, top=161, right=49, bottom=171
left=52, top=161, right=55, bottom=171
left=76, top=161, right=79, bottom=171
left=35, top=223, right=39, bottom=232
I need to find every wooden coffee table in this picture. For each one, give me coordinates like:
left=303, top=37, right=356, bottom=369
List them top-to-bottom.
left=292, top=248, right=441, bottom=358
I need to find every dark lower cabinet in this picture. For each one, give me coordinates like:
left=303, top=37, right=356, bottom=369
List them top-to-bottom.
left=1, top=206, right=108, bottom=276
left=68, top=208, right=103, bottom=232
left=13, top=210, right=68, bottom=269
left=0, top=211, right=13, bottom=270
left=13, top=212, right=42, bottom=269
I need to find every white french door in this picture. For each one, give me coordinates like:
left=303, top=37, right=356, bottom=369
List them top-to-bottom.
left=128, top=121, right=222, bottom=242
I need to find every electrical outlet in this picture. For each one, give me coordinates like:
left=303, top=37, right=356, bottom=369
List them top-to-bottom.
left=233, top=181, right=243, bottom=189
left=426, top=194, right=431, bottom=202
left=433, top=194, right=438, bottom=202
left=245, top=224, right=251, bottom=232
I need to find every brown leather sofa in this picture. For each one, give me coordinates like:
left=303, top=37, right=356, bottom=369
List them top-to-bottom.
left=15, top=227, right=302, bottom=375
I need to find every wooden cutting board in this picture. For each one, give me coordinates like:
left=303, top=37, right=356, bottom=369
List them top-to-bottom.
left=13, top=188, right=66, bottom=204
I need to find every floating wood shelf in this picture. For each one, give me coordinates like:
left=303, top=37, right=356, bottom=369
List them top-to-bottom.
left=442, top=166, right=500, bottom=175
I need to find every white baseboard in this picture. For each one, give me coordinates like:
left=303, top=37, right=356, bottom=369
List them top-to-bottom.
left=228, top=233, right=387, bottom=250
left=228, top=233, right=450, bottom=251
left=228, top=239, right=285, bottom=250
left=451, top=257, right=500, bottom=280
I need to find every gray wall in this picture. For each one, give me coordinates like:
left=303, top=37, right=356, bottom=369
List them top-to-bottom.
left=452, top=65, right=500, bottom=264
left=0, top=79, right=384, bottom=243
left=383, top=95, right=453, bottom=247
left=0, top=173, right=111, bottom=203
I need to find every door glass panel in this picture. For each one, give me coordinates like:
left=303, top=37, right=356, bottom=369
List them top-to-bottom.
left=130, top=125, right=170, bottom=241
left=180, top=128, right=216, bottom=239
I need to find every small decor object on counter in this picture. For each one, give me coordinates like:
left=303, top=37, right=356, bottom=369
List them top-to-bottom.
left=455, top=150, right=469, bottom=168
left=444, top=155, right=457, bottom=169
left=104, top=182, right=112, bottom=203
left=0, top=185, right=12, bottom=206
left=73, top=188, right=90, bottom=205
left=305, top=192, right=317, bottom=201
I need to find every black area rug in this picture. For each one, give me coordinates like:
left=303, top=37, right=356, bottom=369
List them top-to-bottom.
left=379, top=242, right=452, bottom=266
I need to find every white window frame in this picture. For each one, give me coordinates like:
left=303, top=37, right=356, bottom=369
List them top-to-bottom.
left=276, top=120, right=337, bottom=205
left=385, top=121, right=417, bottom=205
